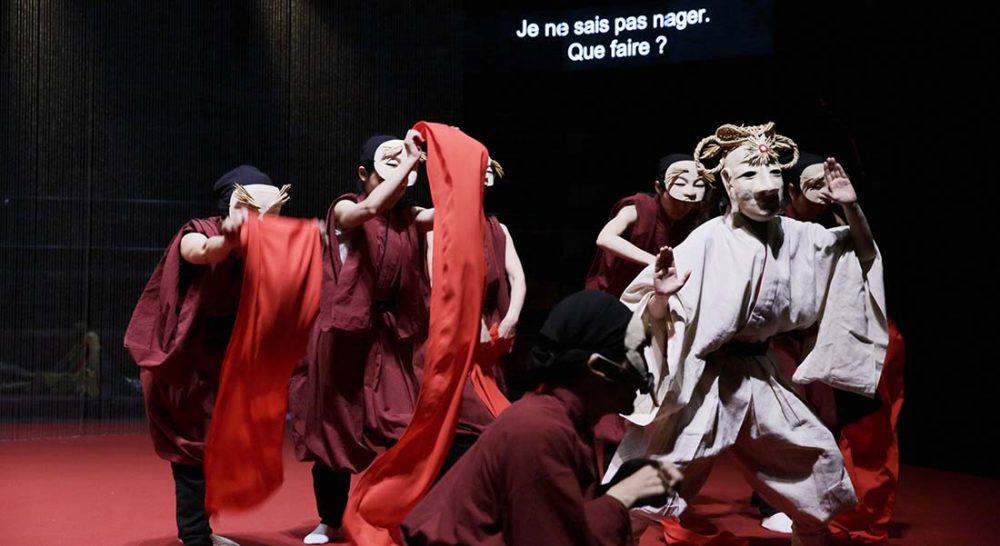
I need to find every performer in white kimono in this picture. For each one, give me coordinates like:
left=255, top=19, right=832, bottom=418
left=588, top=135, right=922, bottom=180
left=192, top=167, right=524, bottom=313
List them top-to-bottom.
left=607, top=123, right=888, bottom=546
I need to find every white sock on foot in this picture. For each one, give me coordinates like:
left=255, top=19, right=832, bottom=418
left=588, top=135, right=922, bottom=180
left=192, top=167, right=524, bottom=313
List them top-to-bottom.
left=761, top=512, right=794, bottom=534
left=304, top=523, right=332, bottom=545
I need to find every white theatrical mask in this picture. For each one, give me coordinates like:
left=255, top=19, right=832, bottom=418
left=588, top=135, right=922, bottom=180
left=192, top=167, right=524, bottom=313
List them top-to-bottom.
left=374, top=139, right=419, bottom=187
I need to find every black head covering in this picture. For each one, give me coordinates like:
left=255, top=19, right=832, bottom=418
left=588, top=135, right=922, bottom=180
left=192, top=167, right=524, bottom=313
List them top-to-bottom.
left=360, top=134, right=398, bottom=165
left=785, top=152, right=825, bottom=190
left=657, top=153, right=694, bottom=181
left=212, top=165, right=274, bottom=215
left=529, top=290, right=634, bottom=383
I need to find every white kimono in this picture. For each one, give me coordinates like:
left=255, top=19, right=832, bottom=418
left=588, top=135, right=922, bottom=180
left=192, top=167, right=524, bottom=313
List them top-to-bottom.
left=608, top=214, right=888, bottom=533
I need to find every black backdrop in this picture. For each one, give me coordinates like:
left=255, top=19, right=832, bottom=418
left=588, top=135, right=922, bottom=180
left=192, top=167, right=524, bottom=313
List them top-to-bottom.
left=1, top=0, right=463, bottom=438
left=2, top=1, right=998, bottom=476
left=461, top=1, right=1000, bottom=477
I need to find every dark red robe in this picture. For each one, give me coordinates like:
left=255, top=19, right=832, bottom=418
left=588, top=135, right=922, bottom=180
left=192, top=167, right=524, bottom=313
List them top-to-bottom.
left=342, top=122, right=490, bottom=544
left=289, top=194, right=427, bottom=473
left=124, top=218, right=241, bottom=465
left=401, top=387, right=632, bottom=546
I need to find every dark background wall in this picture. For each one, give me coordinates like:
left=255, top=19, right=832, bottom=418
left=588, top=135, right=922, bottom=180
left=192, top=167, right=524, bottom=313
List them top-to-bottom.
left=0, top=0, right=462, bottom=437
left=2, top=1, right=998, bottom=476
left=461, top=1, right=1000, bottom=477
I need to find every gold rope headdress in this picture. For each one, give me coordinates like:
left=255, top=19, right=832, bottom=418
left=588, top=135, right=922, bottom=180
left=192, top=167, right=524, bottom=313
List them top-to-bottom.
left=693, top=122, right=799, bottom=185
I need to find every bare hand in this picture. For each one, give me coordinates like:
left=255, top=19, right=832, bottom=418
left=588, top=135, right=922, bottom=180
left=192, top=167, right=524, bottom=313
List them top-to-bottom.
left=404, top=129, right=424, bottom=160
left=819, top=158, right=858, bottom=205
left=221, top=208, right=248, bottom=243
left=653, top=246, right=691, bottom=297
left=498, top=317, right=517, bottom=340
left=606, top=461, right=683, bottom=508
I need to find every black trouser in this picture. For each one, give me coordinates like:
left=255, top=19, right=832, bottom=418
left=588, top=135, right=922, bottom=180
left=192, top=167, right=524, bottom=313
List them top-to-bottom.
left=171, top=462, right=213, bottom=546
left=313, top=463, right=351, bottom=527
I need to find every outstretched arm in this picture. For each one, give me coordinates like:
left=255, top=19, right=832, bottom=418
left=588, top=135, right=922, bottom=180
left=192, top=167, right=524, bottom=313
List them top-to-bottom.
left=336, top=129, right=424, bottom=229
left=818, top=158, right=876, bottom=264
left=596, top=205, right=656, bottom=266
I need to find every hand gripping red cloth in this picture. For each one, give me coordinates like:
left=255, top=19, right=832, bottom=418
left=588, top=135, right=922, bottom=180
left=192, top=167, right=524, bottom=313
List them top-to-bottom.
left=342, top=122, right=488, bottom=545
left=204, top=215, right=322, bottom=513
left=470, top=323, right=513, bottom=417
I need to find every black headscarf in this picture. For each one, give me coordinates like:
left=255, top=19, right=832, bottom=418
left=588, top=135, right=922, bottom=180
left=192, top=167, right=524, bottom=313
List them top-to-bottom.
left=360, top=134, right=398, bottom=165
left=656, top=153, right=694, bottom=181
left=212, top=165, right=275, bottom=216
left=529, top=290, right=634, bottom=382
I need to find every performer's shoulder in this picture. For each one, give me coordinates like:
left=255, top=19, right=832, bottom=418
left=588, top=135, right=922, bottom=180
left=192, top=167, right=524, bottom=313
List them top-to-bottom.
left=183, top=216, right=223, bottom=237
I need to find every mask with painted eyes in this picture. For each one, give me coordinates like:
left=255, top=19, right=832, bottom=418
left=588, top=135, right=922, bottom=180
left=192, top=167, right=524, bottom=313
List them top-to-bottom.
left=694, top=122, right=799, bottom=221
left=373, top=139, right=419, bottom=187
left=720, top=144, right=786, bottom=221
left=662, top=160, right=707, bottom=203
left=798, top=162, right=830, bottom=204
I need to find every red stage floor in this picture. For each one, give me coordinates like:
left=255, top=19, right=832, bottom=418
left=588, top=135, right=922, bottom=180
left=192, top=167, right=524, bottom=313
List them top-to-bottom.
left=2, top=433, right=997, bottom=545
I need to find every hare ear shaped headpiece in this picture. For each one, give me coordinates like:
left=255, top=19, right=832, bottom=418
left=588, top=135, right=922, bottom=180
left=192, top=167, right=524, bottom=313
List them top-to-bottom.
left=485, top=158, right=504, bottom=187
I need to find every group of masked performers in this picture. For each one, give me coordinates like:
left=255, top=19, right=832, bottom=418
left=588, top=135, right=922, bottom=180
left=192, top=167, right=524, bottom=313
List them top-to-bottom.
left=126, top=122, right=901, bottom=546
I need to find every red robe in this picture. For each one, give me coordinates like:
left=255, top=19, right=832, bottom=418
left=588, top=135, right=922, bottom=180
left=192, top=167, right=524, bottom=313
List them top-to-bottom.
left=341, top=122, right=489, bottom=545
left=586, top=193, right=696, bottom=445
left=289, top=194, right=427, bottom=473
left=124, top=218, right=241, bottom=465
left=401, top=387, right=632, bottom=546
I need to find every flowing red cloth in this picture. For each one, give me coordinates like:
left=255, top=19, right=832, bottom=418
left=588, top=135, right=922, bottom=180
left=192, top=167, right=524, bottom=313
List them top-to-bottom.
left=342, top=122, right=488, bottom=545
left=204, top=215, right=322, bottom=513
left=830, top=320, right=906, bottom=543
left=469, top=323, right=513, bottom=417
left=660, top=518, right=749, bottom=546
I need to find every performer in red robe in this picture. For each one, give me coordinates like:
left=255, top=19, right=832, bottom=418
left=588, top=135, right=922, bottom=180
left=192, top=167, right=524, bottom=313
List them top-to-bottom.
left=288, top=132, right=433, bottom=545
left=585, top=154, right=706, bottom=298
left=124, top=165, right=283, bottom=546
left=402, top=289, right=683, bottom=546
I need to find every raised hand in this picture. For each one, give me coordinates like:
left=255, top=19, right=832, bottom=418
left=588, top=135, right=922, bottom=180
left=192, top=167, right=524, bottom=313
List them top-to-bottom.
left=819, top=158, right=857, bottom=205
left=221, top=207, right=248, bottom=243
left=653, top=246, right=691, bottom=297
